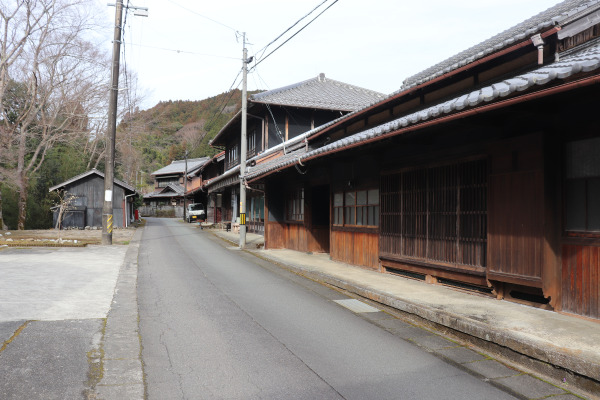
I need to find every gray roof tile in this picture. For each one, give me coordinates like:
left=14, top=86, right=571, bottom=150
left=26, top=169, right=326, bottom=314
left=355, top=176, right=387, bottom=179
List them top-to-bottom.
left=401, top=0, right=600, bottom=91
left=246, top=38, right=600, bottom=181
left=250, top=73, right=385, bottom=111
left=151, top=157, right=209, bottom=176
left=143, top=183, right=185, bottom=199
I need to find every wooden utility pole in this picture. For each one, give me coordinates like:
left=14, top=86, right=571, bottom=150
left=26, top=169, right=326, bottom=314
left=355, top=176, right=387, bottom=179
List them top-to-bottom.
left=102, top=0, right=124, bottom=245
left=102, top=2, right=147, bottom=245
left=239, top=33, right=248, bottom=249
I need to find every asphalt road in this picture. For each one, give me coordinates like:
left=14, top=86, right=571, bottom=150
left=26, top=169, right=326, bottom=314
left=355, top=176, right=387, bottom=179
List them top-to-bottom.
left=138, top=218, right=518, bottom=400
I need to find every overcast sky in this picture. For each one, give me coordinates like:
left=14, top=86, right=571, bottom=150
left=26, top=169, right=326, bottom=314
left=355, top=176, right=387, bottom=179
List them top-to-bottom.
left=96, top=0, right=557, bottom=110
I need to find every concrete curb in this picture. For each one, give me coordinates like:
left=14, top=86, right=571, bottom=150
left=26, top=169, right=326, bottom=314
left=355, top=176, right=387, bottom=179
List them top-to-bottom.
left=94, top=228, right=145, bottom=399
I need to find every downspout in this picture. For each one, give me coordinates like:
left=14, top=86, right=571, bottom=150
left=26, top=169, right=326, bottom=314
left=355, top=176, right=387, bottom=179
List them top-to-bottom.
left=531, top=34, right=545, bottom=65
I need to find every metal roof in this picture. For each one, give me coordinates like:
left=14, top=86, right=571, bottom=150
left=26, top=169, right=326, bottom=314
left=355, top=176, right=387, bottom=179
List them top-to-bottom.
left=401, top=0, right=600, bottom=91
left=246, top=38, right=600, bottom=181
left=250, top=73, right=385, bottom=112
left=151, top=157, right=209, bottom=176
left=49, top=169, right=135, bottom=193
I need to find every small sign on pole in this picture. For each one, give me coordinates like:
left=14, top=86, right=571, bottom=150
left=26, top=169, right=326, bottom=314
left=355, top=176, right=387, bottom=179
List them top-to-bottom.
left=240, top=213, right=246, bottom=225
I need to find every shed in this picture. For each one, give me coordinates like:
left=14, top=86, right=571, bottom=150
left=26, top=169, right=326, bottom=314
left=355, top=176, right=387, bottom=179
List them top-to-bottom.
left=49, top=169, right=137, bottom=229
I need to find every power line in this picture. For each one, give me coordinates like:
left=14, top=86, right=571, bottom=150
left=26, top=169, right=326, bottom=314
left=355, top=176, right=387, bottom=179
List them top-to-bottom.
left=165, top=0, right=238, bottom=33
left=252, top=0, right=339, bottom=69
left=254, top=0, right=330, bottom=61
left=125, top=41, right=240, bottom=60
left=204, top=68, right=244, bottom=133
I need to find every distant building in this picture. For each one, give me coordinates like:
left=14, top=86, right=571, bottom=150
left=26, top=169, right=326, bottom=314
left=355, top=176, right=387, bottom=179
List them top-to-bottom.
left=141, top=157, right=210, bottom=218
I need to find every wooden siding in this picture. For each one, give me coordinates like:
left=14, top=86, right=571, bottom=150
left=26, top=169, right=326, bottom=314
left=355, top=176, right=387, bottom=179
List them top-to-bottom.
left=487, top=136, right=545, bottom=286
left=62, top=175, right=126, bottom=228
left=265, top=222, right=284, bottom=249
left=285, top=223, right=307, bottom=252
left=308, top=226, right=330, bottom=253
left=331, top=230, right=378, bottom=269
left=562, top=244, right=600, bottom=319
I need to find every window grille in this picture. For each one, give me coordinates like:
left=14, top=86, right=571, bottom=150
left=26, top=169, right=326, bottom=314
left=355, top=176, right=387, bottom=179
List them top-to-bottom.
left=380, top=159, right=487, bottom=267
left=286, top=188, right=304, bottom=221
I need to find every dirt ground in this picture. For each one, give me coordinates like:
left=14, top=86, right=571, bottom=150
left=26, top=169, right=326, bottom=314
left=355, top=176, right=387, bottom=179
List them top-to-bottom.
left=0, top=226, right=138, bottom=247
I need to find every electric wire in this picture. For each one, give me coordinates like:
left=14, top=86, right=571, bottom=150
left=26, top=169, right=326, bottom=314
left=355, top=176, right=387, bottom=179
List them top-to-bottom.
left=165, top=0, right=238, bottom=33
left=252, top=0, right=339, bottom=69
left=254, top=0, right=330, bottom=61
left=125, top=41, right=240, bottom=60
left=204, top=68, right=244, bottom=133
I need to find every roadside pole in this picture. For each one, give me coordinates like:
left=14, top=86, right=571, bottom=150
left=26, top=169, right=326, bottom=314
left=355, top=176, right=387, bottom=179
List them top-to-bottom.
left=101, top=0, right=123, bottom=245
left=102, top=1, right=147, bottom=245
left=239, top=33, right=248, bottom=249
left=183, top=150, right=188, bottom=222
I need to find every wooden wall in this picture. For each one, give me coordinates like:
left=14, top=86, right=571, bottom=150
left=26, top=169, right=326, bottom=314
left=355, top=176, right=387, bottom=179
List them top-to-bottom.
left=487, top=134, right=545, bottom=287
left=66, top=175, right=126, bottom=228
left=265, top=222, right=330, bottom=253
left=331, top=230, right=379, bottom=270
left=562, top=244, right=600, bottom=319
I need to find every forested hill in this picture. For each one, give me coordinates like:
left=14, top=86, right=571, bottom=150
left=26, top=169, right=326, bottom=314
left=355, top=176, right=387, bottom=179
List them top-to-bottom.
left=116, top=89, right=255, bottom=180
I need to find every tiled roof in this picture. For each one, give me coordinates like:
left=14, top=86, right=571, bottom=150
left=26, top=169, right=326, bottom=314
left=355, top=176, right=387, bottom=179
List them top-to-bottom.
left=401, top=0, right=600, bottom=91
left=246, top=38, right=600, bottom=181
left=250, top=73, right=385, bottom=112
left=151, top=157, right=209, bottom=176
left=49, top=169, right=135, bottom=193
left=143, top=183, right=185, bottom=199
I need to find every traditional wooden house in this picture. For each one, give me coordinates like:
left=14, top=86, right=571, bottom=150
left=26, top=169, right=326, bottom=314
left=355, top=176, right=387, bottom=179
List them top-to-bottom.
left=245, top=0, right=600, bottom=321
left=205, top=73, right=384, bottom=233
left=193, top=151, right=225, bottom=224
left=142, top=157, right=209, bottom=217
left=49, top=169, right=137, bottom=229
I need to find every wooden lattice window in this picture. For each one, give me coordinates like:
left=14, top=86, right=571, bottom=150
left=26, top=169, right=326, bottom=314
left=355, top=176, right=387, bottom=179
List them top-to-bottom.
left=380, top=159, right=487, bottom=267
left=286, top=187, right=304, bottom=222
left=333, top=189, right=379, bottom=227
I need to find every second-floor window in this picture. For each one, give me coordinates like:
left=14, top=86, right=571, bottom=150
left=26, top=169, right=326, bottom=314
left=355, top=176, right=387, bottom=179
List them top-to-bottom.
left=248, top=129, right=257, bottom=157
left=227, top=144, right=239, bottom=169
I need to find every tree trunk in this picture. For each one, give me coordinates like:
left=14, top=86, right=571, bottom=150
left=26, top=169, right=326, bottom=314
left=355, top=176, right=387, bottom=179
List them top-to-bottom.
left=16, top=172, right=27, bottom=230
left=0, top=188, right=7, bottom=230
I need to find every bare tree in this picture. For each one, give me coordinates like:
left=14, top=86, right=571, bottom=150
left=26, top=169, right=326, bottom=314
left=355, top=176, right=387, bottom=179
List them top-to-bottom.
left=0, top=0, right=108, bottom=229
left=53, top=189, right=76, bottom=240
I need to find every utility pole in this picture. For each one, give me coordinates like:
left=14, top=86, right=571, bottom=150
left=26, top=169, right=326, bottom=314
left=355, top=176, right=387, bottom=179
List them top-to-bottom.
left=101, top=0, right=123, bottom=245
left=102, top=1, right=147, bottom=245
left=239, top=33, right=249, bottom=249
left=183, top=150, right=188, bottom=222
